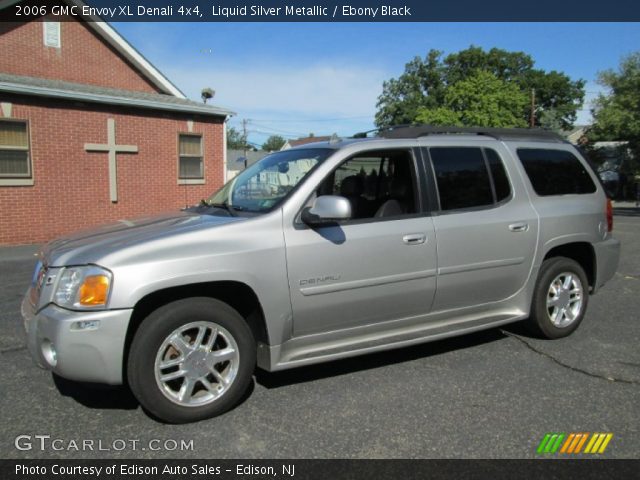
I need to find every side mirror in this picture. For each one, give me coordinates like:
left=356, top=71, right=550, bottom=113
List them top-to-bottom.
left=301, top=195, right=352, bottom=225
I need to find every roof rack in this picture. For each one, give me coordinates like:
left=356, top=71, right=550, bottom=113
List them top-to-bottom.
left=377, top=125, right=567, bottom=143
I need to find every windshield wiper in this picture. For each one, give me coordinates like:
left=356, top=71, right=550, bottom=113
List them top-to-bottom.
left=209, top=201, right=243, bottom=217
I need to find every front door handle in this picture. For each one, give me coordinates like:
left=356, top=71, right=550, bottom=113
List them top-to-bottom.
left=509, top=222, right=529, bottom=232
left=403, top=234, right=426, bottom=245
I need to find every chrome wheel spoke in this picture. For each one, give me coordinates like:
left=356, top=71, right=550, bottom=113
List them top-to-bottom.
left=562, top=274, right=573, bottom=289
left=547, top=295, right=561, bottom=308
left=194, top=326, right=207, bottom=348
left=204, top=328, right=218, bottom=351
left=170, top=334, right=193, bottom=355
left=211, top=347, right=236, bottom=365
left=159, top=356, right=183, bottom=369
left=210, top=366, right=230, bottom=386
left=160, top=369, right=185, bottom=382
left=178, top=377, right=196, bottom=402
left=200, top=377, right=216, bottom=393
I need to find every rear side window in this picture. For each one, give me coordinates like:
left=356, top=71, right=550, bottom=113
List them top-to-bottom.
left=429, top=147, right=511, bottom=211
left=485, top=148, right=511, bottom=202
left=517, top=149, right=596, bottom=196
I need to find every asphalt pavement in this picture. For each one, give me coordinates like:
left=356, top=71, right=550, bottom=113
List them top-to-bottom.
left=0, top=213, right=638, bottom=459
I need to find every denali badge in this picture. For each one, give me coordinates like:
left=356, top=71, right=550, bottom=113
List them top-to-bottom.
left=299, top=275, right=341, bottom=286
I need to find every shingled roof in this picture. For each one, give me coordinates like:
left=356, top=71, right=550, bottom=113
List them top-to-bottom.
left=0, top=72, right=234, bottom=117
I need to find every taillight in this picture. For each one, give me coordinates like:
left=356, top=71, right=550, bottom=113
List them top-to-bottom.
left=606, top=198, right=613, bottom=232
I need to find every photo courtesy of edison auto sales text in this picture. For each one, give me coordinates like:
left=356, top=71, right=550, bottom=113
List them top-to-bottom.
left=15, top=463, right=295, bottom=476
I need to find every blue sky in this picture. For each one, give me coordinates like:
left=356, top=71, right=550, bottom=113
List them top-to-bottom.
left=114, top=22, right=640, bottom=147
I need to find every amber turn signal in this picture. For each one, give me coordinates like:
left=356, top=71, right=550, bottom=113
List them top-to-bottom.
left=78, top=275, right=110, bottom=306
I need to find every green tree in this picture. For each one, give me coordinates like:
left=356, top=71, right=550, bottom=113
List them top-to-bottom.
left=375, top=46, right=585, bottom=129
left=589, top=51, right=640, bottom=173
left=416, top=71, right=528, bottom=128
left=538, top=108, right=564, bottom=134
left=226, top=126, right=248, bottom=150
left=261, top=135, right=286, bottom=151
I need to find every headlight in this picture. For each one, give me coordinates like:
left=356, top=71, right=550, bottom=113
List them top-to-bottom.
left=54, top=266, right=112, bottom=309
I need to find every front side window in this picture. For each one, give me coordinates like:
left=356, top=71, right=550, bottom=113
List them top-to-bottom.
left=0, top=120, right=31, bottom=178
left=178, top=134, right=203, bottom=179
left=206, top=148, right=331, bottom=213
left=517, top=148, right=597, bottom=196
left=316, top=149, right=417, bottom=220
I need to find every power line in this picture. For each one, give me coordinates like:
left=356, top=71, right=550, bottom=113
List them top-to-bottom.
left=249, top=115, right=373, bottom=123
left=249, top=123, right=307, bottom=137
left=249, top=129, right=300, bottom=139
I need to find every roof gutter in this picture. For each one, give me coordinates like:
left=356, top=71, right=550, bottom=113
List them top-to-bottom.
left=0, top=82, right=235, bottom=117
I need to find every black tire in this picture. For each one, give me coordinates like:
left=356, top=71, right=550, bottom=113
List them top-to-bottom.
left=526, top=256, right=589, bottom=339
left=127, top=297, right=255, bottom=423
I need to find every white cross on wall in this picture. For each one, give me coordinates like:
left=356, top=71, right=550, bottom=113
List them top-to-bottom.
left=85, top=118, right=138, bottom=202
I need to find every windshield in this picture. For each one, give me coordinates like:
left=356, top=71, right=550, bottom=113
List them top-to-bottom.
left=206, top=148, right=332, bottom=213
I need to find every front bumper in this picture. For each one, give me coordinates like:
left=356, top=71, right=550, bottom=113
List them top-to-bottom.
left=593, top=237, right=621, bottom=293
left=21, top=295, right=132, bottom=385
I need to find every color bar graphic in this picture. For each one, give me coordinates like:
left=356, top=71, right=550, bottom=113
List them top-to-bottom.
left=537, top=433, right=613, bottom=454
left=537, top=433, right=565, bottom=454
left=584, top=433, right=614, bottom=454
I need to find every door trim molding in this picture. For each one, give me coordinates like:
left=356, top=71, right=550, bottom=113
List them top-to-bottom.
left=438, top=257, right=525, bottom=276
left=300, top=269, right=437, bottom=296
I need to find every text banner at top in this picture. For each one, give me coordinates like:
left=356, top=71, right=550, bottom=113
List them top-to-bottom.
left=1, top=0, right=640, bottom=21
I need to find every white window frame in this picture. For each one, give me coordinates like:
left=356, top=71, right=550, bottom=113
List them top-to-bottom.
left=43, top=22, right=61, bottom=48
left=0, top=119, right=34, bottom=187
left=177, top=133, right=205, bottom=185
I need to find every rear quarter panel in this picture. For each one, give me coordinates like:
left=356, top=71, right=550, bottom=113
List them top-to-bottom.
left=503, top=142, right=609, bottom=269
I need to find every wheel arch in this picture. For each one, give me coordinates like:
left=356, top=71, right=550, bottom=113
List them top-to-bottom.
left=542, top=242, right=596, bottom=289
left=122, top=281, right=268, bottom=383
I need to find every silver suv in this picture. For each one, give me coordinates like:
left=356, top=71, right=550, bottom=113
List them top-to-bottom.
left=22, top=126, right=620, bottom=423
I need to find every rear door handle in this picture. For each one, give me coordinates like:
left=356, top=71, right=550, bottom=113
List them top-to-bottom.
left=509, top=222, right=529, bottom=232
left=403, top=234, right=426, bottom=245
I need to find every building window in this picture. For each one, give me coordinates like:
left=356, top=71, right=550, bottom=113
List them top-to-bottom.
left=43, top=22, right=61, bottom=48
left=0, top=120, right=31, bottom=179
left=178, top=134, right=204, bottom=181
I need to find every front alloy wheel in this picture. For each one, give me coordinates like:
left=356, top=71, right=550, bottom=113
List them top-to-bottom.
left=128, top=298, right=256, bottom=423
left=155, top=321, right=240, bottom=407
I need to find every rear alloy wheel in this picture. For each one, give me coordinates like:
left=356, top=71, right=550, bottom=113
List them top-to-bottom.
left=527, top=257, right=589, bottom=339
left=545, top=272, right=584, bottom=329
left=128, top=298, right=255, bottom=423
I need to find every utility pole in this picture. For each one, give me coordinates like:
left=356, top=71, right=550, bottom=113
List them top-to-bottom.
left=530, top=88, right=536, bottom=128
left=241, top=118, right=249, bottom=169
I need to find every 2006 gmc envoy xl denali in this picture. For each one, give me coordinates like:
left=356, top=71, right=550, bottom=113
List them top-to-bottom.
left=22, top=126, right=621, bottom=423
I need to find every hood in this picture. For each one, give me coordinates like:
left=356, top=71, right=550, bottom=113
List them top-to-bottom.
left=41, top=211, right=247, bottom=267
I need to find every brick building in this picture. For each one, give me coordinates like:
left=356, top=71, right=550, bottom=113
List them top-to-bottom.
left=0, top=3, right=232, bottom=244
